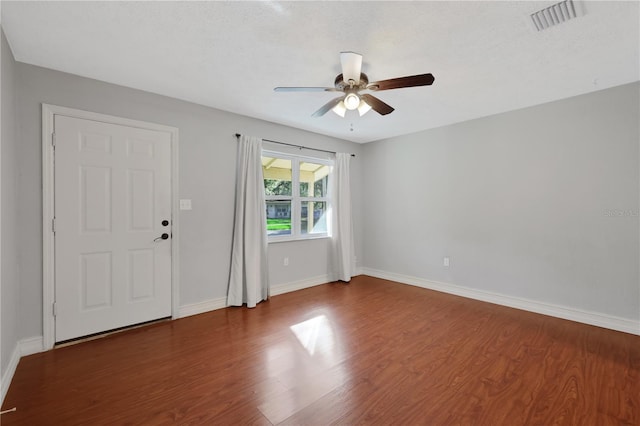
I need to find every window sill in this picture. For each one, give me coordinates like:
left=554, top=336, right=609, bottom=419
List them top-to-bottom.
left=268, top=234, right=331, bottom=244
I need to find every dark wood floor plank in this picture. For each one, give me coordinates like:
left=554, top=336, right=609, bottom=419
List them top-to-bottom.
left=2, top=276, right=638, bottom=425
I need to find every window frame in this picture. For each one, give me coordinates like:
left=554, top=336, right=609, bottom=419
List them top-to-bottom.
left=262, top=149, right=333, bottom=243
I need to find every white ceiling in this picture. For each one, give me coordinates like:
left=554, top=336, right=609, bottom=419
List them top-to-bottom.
left=2, top=1, right=638, bottom=143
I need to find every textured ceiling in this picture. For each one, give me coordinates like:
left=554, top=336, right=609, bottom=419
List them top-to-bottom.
left=2, top=1, right=638, bottom=143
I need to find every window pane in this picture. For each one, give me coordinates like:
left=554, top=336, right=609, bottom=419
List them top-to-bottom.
left=263, top=156, right=292, bottom=196
left=299, top=162, right=329, bottom=197
left=266, top=200, right=291, bottom=236
left=300, top=201, right=327, bottom=235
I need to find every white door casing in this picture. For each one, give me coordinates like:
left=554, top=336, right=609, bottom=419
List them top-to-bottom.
left=42, top=105, right=179, bottom=348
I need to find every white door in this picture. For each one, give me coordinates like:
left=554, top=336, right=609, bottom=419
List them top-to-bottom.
left=54, top=115, right=172, bottom=342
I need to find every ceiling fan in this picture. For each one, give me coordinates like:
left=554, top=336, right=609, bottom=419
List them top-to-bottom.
left=274, top=51, right=434, bottom=118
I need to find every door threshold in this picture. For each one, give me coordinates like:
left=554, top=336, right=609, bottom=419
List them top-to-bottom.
left=55, top=317, right=171, bottom=348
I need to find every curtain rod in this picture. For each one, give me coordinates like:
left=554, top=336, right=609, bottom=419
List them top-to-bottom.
left=235, top=133, right=355, bottom=157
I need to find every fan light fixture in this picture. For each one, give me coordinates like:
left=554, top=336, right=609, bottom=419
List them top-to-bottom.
left=334, top=93, right=372, bottom=117
left=344, top=93, right=360, bottom=110
left=357, top=100, right=372, bottom=116
left=332, top=101, right=347, bottom=117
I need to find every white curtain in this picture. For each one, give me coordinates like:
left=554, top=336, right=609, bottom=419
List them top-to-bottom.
left=227, top=135, right=269, bottom=307
left=331, top=153, right=355, bottom=282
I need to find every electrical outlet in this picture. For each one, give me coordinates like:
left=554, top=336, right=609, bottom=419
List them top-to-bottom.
left=284, top=257, right=289, bottom=266
left=443, top=257, right=450, bottom=267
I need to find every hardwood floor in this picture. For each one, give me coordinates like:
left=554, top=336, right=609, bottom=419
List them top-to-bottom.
left=2, top=276, right=639, bottom=425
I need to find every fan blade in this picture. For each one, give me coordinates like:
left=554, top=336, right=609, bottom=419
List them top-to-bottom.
left=340, top=51, right=363, bottom=85
left=367, top=73, right=434, bottom=91
left=274, top=87, right=338, bottom=92
left=361, top=94, right=394, bottom=115
left=312, top=96, right=344, bottom=117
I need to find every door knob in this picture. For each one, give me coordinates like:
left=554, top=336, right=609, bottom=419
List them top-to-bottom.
left=154, top=233, right=170, bottom=242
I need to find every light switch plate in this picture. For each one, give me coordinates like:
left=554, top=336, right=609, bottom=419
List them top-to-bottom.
left=180, top=199, right=192, bottom=210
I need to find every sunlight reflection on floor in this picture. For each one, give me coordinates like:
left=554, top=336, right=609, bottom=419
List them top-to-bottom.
left=256, top=313, right=351, bottom=424
left=289, top=314, right=333, bottom=356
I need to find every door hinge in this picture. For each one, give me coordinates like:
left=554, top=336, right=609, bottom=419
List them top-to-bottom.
left=51, top=133, right=56, bottom=147
left=52, top=217, right=56, bottom=233
left=52, top=302, right=57, bottom=316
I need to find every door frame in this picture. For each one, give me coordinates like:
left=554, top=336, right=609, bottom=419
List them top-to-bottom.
left=42, top=104, right=180, bottom=350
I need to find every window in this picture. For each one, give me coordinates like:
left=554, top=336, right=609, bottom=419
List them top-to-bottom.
left=262, top=150, right=332, bottom=241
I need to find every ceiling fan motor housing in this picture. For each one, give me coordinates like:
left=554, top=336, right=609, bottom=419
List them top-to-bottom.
left=334, top=73, right=369, bottom=90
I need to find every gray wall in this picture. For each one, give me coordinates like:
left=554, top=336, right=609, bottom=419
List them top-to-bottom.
left=1, top=28, right=19, bottom=377
left=8, top=51, right=638, bottom=345
left=14, top=63, right=363, bottom=340
left=362, top=82, right=640, bottom=321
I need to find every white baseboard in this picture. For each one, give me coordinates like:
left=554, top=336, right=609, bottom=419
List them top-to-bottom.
left=361, top=267, right=640, bottom=336
left=270, top=274, right=332, bottom=296
left=178, top=275, right=336, bottom=318
left=178, top=297, right=227, bottom=318
left=1, top=336, right=45, bottom=405
left=19, top=336, right=44, bottom=357
left=1, top=345, right=20, bottom=405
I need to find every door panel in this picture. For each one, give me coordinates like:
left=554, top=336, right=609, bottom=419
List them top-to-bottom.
left=54, top=115, right=172, bottom=342
left=81, top=166, right=112, bottom=232
left=128, top=169, right=154, bottom=230
left=128, top=249, right=155, bottom=301
left=81, top=252, right=112, bottom=310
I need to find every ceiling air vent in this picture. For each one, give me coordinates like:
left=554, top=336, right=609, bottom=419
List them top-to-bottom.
left=530, top=0, right=580, bottom=31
